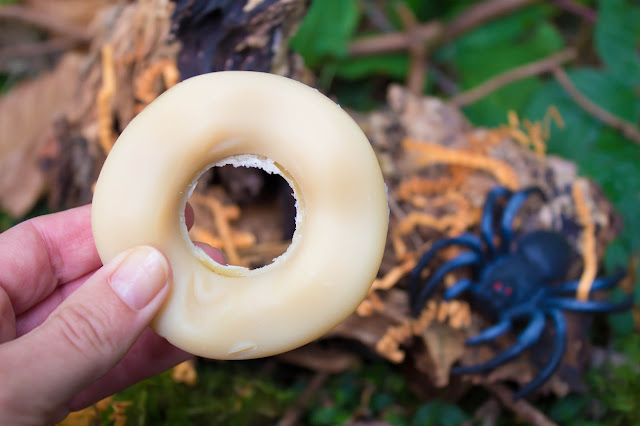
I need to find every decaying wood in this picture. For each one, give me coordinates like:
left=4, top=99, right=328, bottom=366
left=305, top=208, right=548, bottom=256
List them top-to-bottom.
left=37, top=0, right=309, bottom=212
left=43, top=0, right=180, bottom=210
left=171, top=0, right=308, bottom=79
left=0, top=53, right=81, bottom=216
left=312, top=84, right=620, bottom=400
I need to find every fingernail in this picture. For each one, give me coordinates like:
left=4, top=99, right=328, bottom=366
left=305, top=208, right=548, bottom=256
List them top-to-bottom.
left=110, top=246, right=169, bottom=310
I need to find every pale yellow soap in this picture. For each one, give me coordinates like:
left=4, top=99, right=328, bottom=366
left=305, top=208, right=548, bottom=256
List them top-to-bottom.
left=91, top=72, right=388, bottom=359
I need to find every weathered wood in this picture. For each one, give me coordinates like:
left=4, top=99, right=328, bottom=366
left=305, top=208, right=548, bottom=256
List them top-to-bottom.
left=171, top=0, right=306, bottom=78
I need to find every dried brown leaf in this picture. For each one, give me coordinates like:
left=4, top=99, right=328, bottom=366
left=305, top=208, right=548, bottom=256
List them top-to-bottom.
left=23, top=0, right=128, bottom=29
left=0, top=54, right=81, bottom=216
left=417, top=322, right=466, bottom=387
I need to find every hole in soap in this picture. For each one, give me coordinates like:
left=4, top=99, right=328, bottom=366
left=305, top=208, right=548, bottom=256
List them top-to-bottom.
left=186, top=164, right=296, bottom=270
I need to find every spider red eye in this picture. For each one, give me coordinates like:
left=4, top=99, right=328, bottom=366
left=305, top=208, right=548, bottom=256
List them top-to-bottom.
left=493, top=281, right=503, bottom=291
left=504, top=286, right=513, bottom=296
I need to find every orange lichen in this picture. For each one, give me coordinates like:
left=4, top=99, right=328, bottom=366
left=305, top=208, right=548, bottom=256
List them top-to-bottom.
left=97, top=44, right=116, bottom=154
left=134, top=59, right=180, bottom=105
left=542, top=105, right=565, bottom=140
left=501, top=107, right=564, bottom=156
left=504, top=112, right=532, bottom=148
left=467, top=131, right=502, bottom=154
left=403, top=138, right=519, bottom=190
left=396, top=173, right=470, bottom=210
left=395, top=175, right=452, bottom=200
left=572, top=179, right=597, bottom=301
left=429, top=190, right=472, bottom=212
left=189, top=193, right=249, bottom=266
left=210, top=197, right=241, bottom=265
left=395, top=207, right=480, bottom=238
left=396, top=212, right=458, bottom=234
left=189, top=226, right=256, bottom=250
left=391, top=231, right=409, bottom=260
left=357, top=258, right=416, bottom=317
left=373, top=258, right=417, bottom=290
left=356, top=291, right=386, bottom=316
left=376, top=297, right=471, bottom=363
left=411, top=300, right=438, bottom=334
left=436, top=300, right=472, bottom=329
left=376, top=321, right=413, bottom=363
left=172, top=359, right=198, bottom=386
left=58, top=396, right=133, bottom=426
left=95, top=396, right=114, bottom=412
left=109, top=401, right=132, bottom=426
left=57, top=407, right=96, bottom=425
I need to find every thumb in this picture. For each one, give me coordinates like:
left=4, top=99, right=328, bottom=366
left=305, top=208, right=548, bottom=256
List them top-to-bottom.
left=0, top=246, right=170, bottom=423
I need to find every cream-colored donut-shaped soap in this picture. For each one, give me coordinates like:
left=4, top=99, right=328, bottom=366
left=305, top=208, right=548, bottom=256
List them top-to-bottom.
left=92, top=71, right=388, bottom=359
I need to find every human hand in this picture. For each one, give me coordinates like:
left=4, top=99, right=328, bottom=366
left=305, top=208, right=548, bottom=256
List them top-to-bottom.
left=0, top=204, right=224, bottom=424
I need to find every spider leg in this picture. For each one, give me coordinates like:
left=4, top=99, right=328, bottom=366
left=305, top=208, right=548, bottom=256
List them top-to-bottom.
left=481, top=186, right=511, bottom=256
left=500, top=187, right=546, bottom=252
left=409, top=234, right=484, bottom=301
left=411, top=252, right=481, bottom=317
left=547, top=274, right=625, bottom=296
left=443, top=278, right=474, bottom=300
left=542, top=296, right=634, bottom=313
left=513, top=309, right=567, bottom=400
left=452, top=311, right=545, bottom=374
left=466, top=320, right=512, bottom=345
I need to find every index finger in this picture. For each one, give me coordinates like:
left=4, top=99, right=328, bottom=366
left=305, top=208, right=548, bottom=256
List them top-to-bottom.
left=0, top=205, right=100, bottom=315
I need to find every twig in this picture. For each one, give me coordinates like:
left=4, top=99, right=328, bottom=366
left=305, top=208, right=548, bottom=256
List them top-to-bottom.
left=349, top=0, right=538, bottom=56
left=363, top=0, right=395, bottom=32
left=445, top=0, right=539, bottom=39
left=548, top=0, right=597, bottom=22
left=394, top=2, right=428, bottom=94
left=0, top=4, right=91, bottom=42
left=349, top=22, right=442, bottom=57
left=450, top=49, right=576, bottom=107
left=552, top=67, right=640, bottom=145
left=277, top=372, right=328, bottom=426
left=486, top=384, right=557, bottom=426
left=466, top=398, right=500, bottom=426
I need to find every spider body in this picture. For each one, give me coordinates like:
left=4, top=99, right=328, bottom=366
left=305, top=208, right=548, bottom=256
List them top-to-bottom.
left=409, top=186, right=632, bottom=400
left=469, top=230, right=571, bottom=319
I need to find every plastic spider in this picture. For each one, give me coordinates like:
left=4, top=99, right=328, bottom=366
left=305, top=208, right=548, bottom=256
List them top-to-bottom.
left=409, top=186, right=633, bottom=399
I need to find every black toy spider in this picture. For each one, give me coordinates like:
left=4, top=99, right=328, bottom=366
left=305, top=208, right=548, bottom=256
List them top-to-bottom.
left=409, top=186, right=633, bottom=400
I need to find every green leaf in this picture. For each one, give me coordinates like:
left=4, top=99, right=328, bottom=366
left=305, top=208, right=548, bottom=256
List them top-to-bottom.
left=290, top=0, right=361, bottom=68
left=399, top=0, right=451, bottom=22
left=595, top=0, right=640, bottom=87
left=446, top=4, right=555, bottom=53
left=443, top=5, right=564, bottom=125
left=454, top=24, right=563, bottom=86
left=335, top=53, right=409, bottom=80
left=568, top=69, right=640, bottom=122
left=463, top=78, right=543, bottom=126
left=608, top=310, right=634, bottom=337
left=371, top=392, right=395, bottom=412
left=549, top=394, right=589, bottom=422
left=411, top=401, right=468, bottom=426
